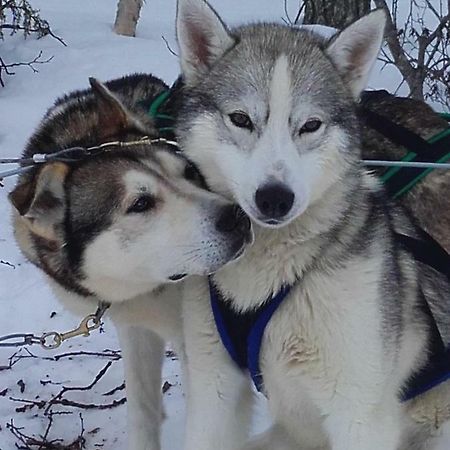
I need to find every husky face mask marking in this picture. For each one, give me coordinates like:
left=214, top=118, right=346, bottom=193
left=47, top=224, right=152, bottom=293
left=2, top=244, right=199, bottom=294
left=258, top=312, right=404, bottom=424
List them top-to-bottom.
left=176, top=2, right=385, bottom=228
left=10, top=78, right=252, bottom=303
left=77, top=149, right=251, bottom=301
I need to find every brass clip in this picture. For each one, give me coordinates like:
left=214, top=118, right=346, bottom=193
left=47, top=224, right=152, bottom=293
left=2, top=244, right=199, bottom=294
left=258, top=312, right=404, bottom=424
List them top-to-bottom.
left=40, top=314, right=101, bottom=350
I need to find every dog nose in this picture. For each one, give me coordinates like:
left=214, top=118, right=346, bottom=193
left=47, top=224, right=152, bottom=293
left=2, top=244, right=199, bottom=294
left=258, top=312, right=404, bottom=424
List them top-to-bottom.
left=255, top=183, right=294, bottom=219
left=216, top=205, right=251, bottom=234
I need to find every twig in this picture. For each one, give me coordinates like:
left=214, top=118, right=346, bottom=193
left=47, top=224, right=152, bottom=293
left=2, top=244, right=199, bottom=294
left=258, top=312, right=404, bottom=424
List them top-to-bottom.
left=283, top=0, right=293, bottom=24
left=373, top=0, right=419, bottom=94
left=293, top=1, right=305, bottom=25
left=1, top=24, right=66, bottom=46
left=161, top=35, right=177, bottom=57
left=0, top=51, right=54, bottom=87
left=0, top=259, right=15, bottom=269
left=0, top=348, right=52, bottom=372
left=3, top=350, right=125, bottom=448
left=53, top=350, right=121, bottom=362
left=44, top=362, right=112, bottom=414
left=103, top=382, right=125, bottom=396
left=51, top=397, right=126, bottom=410
left=39, top=412, right=55, bottom=449
left=7, top=417, right=86, bottom=449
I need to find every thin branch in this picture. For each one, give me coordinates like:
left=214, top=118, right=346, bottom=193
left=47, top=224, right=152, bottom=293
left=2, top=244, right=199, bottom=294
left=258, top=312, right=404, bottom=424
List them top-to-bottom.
left=284, top=0, right=293, bottom=24
left=373, top=0, right=416, bottom=77
left=424, top=0, right=443, bottom=19
left=422, top=14, right=449, bottom=48
left=1, top=24, right=66, bottom=46
left=161, top=35, right=178, bottom=57
left=0, top=51, right=53, bottom=87
left=0, top=259, right=15, bottom=269
left=53, top=350, right=121, bottom=362
left=45, top=361, right=114, bottom=414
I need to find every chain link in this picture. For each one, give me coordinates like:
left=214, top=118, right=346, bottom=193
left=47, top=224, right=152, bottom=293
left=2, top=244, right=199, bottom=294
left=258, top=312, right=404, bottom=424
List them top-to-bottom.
left=0, top=137, right=179, bottom=180
left=0, top=303, right=110, bottom=350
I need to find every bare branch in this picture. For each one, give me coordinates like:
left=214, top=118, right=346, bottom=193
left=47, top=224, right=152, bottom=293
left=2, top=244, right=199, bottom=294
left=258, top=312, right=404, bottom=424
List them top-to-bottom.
left=1, top=23, right=66, bottom=46
left=161, top=35, right=178, bottom=57
left=0, top=51, right=53, bottom=87
left=0, top=259, right=15, bottom=269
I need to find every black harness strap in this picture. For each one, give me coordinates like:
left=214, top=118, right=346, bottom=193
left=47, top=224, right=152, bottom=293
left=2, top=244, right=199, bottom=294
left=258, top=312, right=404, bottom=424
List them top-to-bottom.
left=140, top=77, right=183, bottom=140
left=204, top=88, right=450, bottom=401
left=360, top=106, right=450, bottom=198
left=360, top=107, right=436, bottom=157
left=395, top=231, right=450, bottom=400
left=211, top=232, right=450, bottom=401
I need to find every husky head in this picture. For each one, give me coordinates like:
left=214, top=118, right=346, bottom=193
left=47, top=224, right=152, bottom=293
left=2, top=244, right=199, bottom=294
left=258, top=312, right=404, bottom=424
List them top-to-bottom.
left=176, top=0, right=386, bottom=228
left=10, top=76, right=252, bottom=302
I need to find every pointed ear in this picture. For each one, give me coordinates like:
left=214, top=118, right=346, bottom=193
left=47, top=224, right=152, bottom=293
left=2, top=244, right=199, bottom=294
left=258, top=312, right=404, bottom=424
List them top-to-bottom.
left=176, top=0, right=235, bottom=84
left=326, top=9, right=386, bottom=99
left=89, top=77, right=134, bottom=136
left=9, top=162, right=69, bottom=243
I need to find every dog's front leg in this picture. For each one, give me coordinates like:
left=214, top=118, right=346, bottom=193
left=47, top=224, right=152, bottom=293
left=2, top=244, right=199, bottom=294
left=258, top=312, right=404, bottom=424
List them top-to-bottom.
left=182, top=278, right=253, bottom=450
left=117, top=325, right=165, bottom=450
left=323, top=396, right=403, bottom=450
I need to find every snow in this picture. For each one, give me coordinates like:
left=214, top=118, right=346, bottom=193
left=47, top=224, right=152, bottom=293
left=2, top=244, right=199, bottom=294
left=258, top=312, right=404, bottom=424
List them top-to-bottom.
left=0, top=1, right=448, bottom=449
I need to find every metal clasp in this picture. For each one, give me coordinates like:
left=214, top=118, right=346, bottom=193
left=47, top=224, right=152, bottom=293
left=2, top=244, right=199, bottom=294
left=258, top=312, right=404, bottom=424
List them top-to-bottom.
left=40, top=314, right=101, bottom=350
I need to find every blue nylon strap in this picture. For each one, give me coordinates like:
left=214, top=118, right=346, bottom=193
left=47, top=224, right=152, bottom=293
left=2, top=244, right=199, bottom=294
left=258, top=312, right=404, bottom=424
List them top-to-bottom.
left=209, top=274, right=449, bottom=400
left=209, top=277, right=292, bottom=392
left=209, top=279, right=243, bottom=368
left=246, top=284, right=291, bottom=392
left=402, top=348, right=450, bottom=401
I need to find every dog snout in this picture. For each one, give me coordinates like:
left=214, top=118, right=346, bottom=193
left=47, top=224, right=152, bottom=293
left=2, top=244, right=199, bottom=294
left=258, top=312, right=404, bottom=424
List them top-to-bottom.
left=255, top=183, right=295, bottom=219
left=216, top=205, right=251, bottom=236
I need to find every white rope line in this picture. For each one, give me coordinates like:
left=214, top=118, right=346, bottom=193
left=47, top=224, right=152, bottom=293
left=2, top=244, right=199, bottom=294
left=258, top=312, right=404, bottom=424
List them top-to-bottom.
left=0, top=137, right=180, bottom=180
left=363, top=160, right=450, bottom=170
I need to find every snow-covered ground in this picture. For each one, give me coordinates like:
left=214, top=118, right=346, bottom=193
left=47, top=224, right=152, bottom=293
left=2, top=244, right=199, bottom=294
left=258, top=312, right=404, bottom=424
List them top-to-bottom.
left=0, top=1, right=448, bottom=449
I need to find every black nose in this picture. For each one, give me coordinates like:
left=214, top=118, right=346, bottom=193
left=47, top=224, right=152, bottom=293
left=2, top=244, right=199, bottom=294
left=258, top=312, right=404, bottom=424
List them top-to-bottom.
left=255, top=183, right=295, bottom=219
left=216, top=205, right=251, bottom=234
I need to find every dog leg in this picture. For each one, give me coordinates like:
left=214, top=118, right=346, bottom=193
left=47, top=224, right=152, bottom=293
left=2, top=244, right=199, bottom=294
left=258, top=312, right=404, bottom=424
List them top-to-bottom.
left=182, top=278, right=253, bottom=450
left=117, top=325, right=165, bottom=450
left=323, top=399, right=402, bottom=450
left=240, top=424, right=299, bottom=450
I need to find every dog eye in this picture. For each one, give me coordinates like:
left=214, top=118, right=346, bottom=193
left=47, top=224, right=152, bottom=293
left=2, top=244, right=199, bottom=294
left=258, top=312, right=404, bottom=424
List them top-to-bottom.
left=229, top=111, right=253, bottom=131
left=299, top=119, right=322, bottom=135
left=184, top=162, right=208, bottom=189
left=127, top=195, right=156, bottom=214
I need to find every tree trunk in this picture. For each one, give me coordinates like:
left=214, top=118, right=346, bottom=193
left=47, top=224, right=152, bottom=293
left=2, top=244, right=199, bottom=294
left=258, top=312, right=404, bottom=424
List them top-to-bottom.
left=114, top=0, right=144, bottom=37
left=303, top=0, right=370, bottom=29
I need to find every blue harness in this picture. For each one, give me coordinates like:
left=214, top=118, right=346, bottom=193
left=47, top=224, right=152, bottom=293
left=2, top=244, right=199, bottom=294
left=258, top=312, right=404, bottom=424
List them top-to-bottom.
left=209, top=232, right=450, bottom=401
left=209, top=280, right=291, bottom=392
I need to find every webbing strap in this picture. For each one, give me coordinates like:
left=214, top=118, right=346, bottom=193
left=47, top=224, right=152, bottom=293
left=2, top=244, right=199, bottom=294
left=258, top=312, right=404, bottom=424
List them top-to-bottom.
left=361, top=107, right=450, bottom=198
left=396, top=232, right=450, bottom=401
left=209, top=278, right=292, bottom=392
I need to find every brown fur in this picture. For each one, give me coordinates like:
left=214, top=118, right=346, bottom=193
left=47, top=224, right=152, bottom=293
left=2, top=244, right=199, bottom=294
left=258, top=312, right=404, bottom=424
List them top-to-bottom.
left=9, top=74, right=169, bottom=294
left=360, top=93, right=450, bottom=253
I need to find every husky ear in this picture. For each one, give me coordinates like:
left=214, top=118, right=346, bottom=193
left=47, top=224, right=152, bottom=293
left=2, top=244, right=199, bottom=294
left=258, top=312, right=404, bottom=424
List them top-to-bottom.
left=176, top=0, right=235, bottom=84
left=326, top=10, right=386, bottom=99
left=89, top=77, right=135, bottom=136
left=9, top=162, right=69, bottom=243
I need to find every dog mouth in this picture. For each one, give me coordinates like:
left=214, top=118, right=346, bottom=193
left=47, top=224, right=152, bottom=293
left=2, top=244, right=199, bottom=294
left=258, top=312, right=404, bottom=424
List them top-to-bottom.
left=236, top=199, right=289, bottom=229
left=245, top=206, right=293, bottom=229
left=261, top=218, right=285, bottom=227
left=226, top=229, right=253, bottom=264
left=231, top=244, right=246, bottom=260
left=168, top=273, right=188, bottom=282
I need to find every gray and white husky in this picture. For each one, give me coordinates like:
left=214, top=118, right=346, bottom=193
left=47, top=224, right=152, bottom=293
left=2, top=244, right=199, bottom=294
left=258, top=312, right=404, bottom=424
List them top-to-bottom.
left=175, top=1, right=450, bottom=449
left=9, top=73, right=252, bottom=450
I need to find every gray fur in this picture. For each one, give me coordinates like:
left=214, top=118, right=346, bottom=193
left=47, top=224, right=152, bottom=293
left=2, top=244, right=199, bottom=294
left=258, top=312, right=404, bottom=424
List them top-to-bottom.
left=176, top=3, right=450, bottom=449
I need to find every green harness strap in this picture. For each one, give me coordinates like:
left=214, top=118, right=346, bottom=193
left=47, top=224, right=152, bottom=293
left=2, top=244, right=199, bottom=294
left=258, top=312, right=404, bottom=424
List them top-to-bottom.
left=145, top=89, right=449, bottom=198
left=146, top=89, right=175, bottom=133
left=381, top=113, right=450, bottom=198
